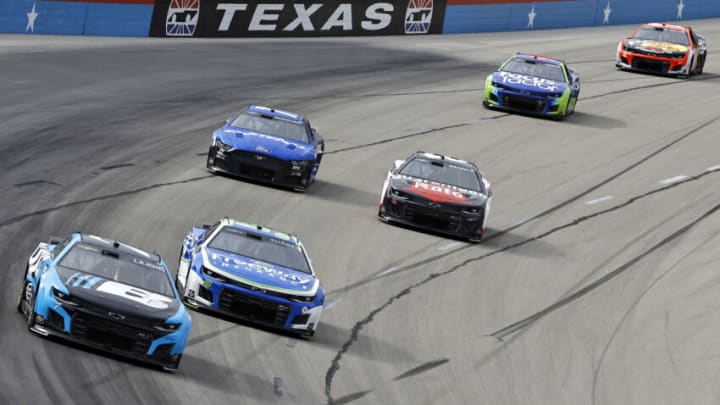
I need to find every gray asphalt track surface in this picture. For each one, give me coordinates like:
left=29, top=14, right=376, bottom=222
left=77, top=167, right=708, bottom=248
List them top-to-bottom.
left=2, top=20, right=720, bottom=405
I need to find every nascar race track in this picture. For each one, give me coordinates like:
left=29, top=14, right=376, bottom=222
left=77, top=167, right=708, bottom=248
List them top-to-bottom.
left=2, top=20, right=720, bottom=405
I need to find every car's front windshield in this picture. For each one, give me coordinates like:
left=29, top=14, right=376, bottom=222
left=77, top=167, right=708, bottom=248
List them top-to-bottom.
left=633, top=27, right=689, bottom=46
left=501, top=59, right=566, bottom=82
left=231, top=112, right=309, bottom=143
left=400, top=158, right=482, bottom=191
left=208, top=227, right=311, bottom=274
left=58, top=243, right=174, bottom=296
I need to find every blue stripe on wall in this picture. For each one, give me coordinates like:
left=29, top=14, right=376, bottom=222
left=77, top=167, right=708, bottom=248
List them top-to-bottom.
left=0, top=0, right=152, bottom=36
left=444, top=0, right=720, bottom=34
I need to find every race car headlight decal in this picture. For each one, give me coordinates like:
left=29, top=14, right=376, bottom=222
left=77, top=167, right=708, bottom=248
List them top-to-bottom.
left=214, top=140, right=234, bottom=153
left=390, top=188, right=409, bottom=199
left=202, top=266, right=230, bottom=283
left=52, top=287, right=69, bottom=301
left=291, top=295, right=316, bottom=303
left=154, top=322, right=181, bottom=332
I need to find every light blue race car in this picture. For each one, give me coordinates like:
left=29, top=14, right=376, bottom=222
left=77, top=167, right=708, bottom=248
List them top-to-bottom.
left=483, top=52, right=580, bottom=120
left=176, top=218, right=324, bottom=337
left=17, top=233, right=191, bottom=370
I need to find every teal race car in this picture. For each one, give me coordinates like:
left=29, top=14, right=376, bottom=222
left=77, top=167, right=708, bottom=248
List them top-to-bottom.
left=483, top=53, right=580, bottom=120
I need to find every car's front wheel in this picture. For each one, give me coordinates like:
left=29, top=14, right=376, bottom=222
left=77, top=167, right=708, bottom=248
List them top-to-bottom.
left=206, top=147, right=217, bottom=173
left=175, top=254, right=186, bottom=297
left=16, top=265, right=29, bottom=314
left=24, top=281, right=37, bottom=329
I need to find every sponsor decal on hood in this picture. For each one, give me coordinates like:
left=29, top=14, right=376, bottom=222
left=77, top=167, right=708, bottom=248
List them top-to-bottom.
left=626, top=39, right=688, bottom=54
left=493, top=71, right=566, bottom=93
left=393, top=175, right=481, bottom=204
left=204, top=248, right=317, bottom=294
left=56, top=267, right=179, bottom=318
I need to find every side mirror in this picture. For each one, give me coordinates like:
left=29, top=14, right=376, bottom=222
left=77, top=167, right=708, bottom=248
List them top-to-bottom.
left=225, top=118, right=232, bottom=125
left=392, top=160, right=404, bottom=172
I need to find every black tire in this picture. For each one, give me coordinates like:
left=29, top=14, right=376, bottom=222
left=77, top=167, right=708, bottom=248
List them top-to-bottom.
left=698, top=54, right=706, bottom=74
left=206, top=147, right=217, bottom=173
left=175, top=254, right=186, bottom=297
left=16, top=265, right=29, bottom=314
left=16, top=281, right=26, bottom=314
left=25, top=281, right=37, bottom=329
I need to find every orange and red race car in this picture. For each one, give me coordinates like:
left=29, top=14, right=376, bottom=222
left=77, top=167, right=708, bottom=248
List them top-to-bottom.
left=616, top=23, right=707, bottom=78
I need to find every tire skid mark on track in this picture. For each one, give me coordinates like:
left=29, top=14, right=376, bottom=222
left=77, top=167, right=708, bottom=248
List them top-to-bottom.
left=582, top=73, right=720, bottom=101
left=326, top=115, right=720, bottom=299
left=325, top=119, right=505, bottom=155
left=99, top=163, right=135, bottom=171
left=324, top=165, right=720, bottom=404
left=0, top=175, right=212, bottom=229
left=13, top=179, right=60, bottom=188
left=492, top=193, right=720, bottom=340
left=590, top=228, right=720, bottom=405
left=329, top=358, right=451, bottom=405
left=393, top=358, right=450, bottom=381
left=331, top=389, right=375, bottom=405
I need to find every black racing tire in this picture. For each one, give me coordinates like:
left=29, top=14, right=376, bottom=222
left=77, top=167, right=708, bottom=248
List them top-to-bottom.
left=698, top=54, right=706, bottom=74
left=206, top=147, right=217, bottom=173
left=175, top=254, right=186, bottom=297
left=16, top=265, right=29, bottom=314
left=16, top=280, right=26, bottom=314
left=25, top=280, right=37, bottom=329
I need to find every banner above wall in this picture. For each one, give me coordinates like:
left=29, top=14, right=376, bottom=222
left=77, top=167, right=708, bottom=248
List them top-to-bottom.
left=149, top=0, right=447, bottom=37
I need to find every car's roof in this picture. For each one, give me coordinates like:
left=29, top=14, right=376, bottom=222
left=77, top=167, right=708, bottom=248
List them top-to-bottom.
left=643, top=22, right=689, bottom=32
left=514, top=52, right=564, bottom=65
left=247, top=105, right=304, bottom=124
left=410, top=152, right=480, bottom=172
left=215, top=218, right=300, bottom=245
left=77, top=233, right=162, bottom=263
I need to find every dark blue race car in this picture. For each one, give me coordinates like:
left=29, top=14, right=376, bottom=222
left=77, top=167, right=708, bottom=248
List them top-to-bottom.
left=483, top=53, right=580, bottom=120
left=207, top=105, right=325, bottom=191
left=175, top=218, right=324, bottom=337
left=17, top=233, right=192, bottom=370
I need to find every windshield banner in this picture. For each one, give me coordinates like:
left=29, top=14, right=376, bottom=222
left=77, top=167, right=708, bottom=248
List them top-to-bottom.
left=149, top=0, right=446, bottom=37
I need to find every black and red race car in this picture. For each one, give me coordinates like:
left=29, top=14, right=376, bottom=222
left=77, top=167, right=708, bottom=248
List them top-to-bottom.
left=616, top=22, right=707, bottom=78
left=377, top=152, right=492, bottom=242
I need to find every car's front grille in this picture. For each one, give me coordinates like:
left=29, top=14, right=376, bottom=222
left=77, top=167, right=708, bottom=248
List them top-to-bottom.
left=632, top=57, right=669, bottom=73
left=502, top=95, right=545, bottom=112
left=404, top=206, right=460, bottom=231
left=218, top=288, right=290, bottom=326
left=47, top=309, right=65, bottom=331
left=70, top=312, right=153, bottom=356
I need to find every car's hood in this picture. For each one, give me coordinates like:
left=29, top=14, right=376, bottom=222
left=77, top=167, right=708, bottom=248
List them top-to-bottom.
left=625, top=38, right=688, bottom=54
left=492, top=71, right=567, bottom=94
left=217, top=127, right=315, bottom=160
left=389, top=175, right=486, bottom=206
left=203, top=247, right=318, bottom=296
left=55, top=266, right=179, bottom=321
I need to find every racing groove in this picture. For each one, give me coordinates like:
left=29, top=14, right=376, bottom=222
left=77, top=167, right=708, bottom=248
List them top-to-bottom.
left=2, top=21, right=720, bottom=405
